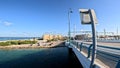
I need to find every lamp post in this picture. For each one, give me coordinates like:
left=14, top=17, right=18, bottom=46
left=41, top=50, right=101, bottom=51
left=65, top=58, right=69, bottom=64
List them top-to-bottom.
left=68, top=8, right=73, bottom=45
left=79, top=9, right=98, bottom=68
left=74, top=24, right=76, bottom=40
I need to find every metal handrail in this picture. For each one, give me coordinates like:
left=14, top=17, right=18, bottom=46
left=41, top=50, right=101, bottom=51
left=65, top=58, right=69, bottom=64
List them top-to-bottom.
left=70, top=41, right=120, bottom=68
left=97, top=45, right=120, bottom=50
left=97, top=51, right=119, bottom=62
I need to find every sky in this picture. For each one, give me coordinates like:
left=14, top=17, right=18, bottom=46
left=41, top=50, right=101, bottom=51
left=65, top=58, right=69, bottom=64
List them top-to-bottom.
left=0, top=0, right=120, bottom=37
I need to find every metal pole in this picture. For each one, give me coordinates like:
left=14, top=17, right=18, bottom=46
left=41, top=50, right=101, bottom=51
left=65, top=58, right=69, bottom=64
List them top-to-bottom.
left=68, top=9, right=72, bottom=45
left=89, top=9, right=97, bottom=68
left=74, top=24, right=76, bottom=40
left=117, top=27, right=118, bottom=35
left=104, top=29, right=106, bottom=40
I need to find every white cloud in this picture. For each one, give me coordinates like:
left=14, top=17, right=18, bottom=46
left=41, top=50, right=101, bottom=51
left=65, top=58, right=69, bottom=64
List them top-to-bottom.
left=0, top=19, right=13, bottom=26
left=3, top=21, right=13, bottom=26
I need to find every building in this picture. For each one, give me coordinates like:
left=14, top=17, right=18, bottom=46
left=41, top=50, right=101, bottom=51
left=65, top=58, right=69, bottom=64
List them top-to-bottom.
left=43, top=34, right=63, bottom=41
left=43, top=34, right=53, bottom=40
left=75, top=34, right=92, bottom=41
left=57, top=35, right=63, bottom=40
left=98, top=35, right=120, bottom=40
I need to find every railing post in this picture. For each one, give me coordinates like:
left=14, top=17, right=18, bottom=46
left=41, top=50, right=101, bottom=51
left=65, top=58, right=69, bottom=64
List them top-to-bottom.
left=75, top=41, right=77, bottom=46
left=75, top=41, right=77, bottom=47
left=76, top=42, right=78, bottom=48
left=77, top=42, right=79, bottom=48
left=80, top=42, right=83, bottom=51
left=87, top=44, right=93, bottom=58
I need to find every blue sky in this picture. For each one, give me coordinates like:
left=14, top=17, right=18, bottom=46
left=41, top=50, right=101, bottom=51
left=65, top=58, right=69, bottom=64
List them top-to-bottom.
left=0, top=0, right=120, bottom=37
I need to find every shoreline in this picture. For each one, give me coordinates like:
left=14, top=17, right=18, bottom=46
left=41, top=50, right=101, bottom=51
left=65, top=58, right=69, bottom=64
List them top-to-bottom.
left=0, top=39, right=35, bottom=42
left=0, top=41, right=63, bottom=49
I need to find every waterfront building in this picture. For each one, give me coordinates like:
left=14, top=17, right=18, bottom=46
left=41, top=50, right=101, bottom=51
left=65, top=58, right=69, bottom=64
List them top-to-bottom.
left=43, top=34, right=63, bottom=41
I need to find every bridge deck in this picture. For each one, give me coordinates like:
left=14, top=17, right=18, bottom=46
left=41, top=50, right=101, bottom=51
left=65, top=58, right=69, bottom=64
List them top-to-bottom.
left=0, top=42, right=83, bottom=68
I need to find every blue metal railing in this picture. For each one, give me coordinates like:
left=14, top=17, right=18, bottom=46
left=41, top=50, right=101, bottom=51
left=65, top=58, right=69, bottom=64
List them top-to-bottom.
left=69, top=40, right=120, bottom=68
left=87, top=44, right=93, bottom=58
left=97, top=45, right=120, bottom=50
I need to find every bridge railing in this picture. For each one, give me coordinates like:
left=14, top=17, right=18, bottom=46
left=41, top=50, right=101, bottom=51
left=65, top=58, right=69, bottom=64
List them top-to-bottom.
left=69, top=40, right=120, bottom=68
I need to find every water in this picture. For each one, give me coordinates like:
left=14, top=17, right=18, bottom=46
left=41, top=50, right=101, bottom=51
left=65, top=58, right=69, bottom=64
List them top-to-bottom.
left=0, top=37, right=39, bottom=41
left=0, top=43, right=82, bottom=68
left=0, top=48, right=46, bottom=68
left=0, top=49, right=45, bottom=63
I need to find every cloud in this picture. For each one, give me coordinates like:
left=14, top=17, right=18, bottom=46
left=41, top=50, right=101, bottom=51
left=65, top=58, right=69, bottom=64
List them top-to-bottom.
left=0, top=19, right=13, bottom=26
left=3, top=21, right=13, bottom=26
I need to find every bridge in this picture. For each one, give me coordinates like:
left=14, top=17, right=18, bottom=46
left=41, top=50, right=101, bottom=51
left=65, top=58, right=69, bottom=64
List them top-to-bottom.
left=66, top=9, right=120, bottom=68
left=66, top=40, right=120, bottom=68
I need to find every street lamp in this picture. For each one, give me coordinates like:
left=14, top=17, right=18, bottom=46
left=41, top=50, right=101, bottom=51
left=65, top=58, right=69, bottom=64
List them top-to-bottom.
left=68, top=8, right=73, bottom=45
left=79, top=9, right=98, bottom=68
left=74, top=24, right=76, bottom=40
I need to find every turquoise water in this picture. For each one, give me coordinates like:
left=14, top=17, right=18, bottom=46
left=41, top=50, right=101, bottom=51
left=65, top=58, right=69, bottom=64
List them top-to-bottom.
left=0, top=49, right=45, bottom=64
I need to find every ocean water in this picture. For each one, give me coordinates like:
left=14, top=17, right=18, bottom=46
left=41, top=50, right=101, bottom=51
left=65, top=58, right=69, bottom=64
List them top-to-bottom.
left=0, top=37, right=38, bottom=41
left=0, top=43, right=82, bottom=68
left=0, top=48, right=46, bottom=68
left=0, top=49, right=45, bottom=63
